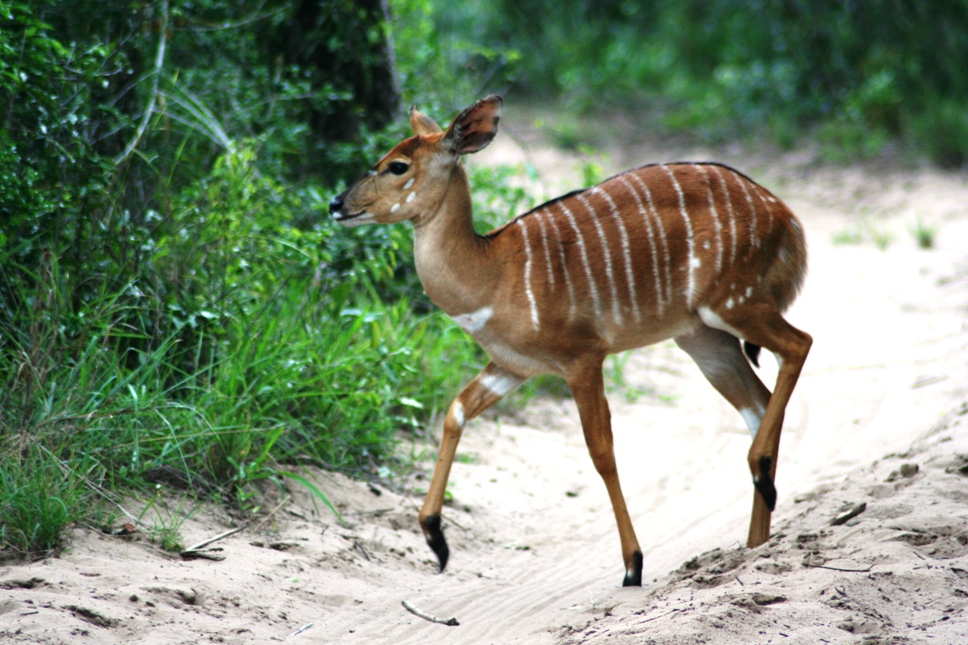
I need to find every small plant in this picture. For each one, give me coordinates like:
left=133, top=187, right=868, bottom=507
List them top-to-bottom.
left=910, top=216, right=937, bottom=249
left=870, top=225, right=893, bottom=251
left=832, top=226, right=864, bottom=246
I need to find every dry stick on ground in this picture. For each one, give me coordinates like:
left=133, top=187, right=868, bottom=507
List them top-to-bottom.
left=251, top=495, right=291, bottom=533
left=830, top=502, right=867, bottom=526
left=181, top=526, right=246, bottom=555
left=401, top=600, right=460, bottom=627
left=291, top=623, right=314, bottom=637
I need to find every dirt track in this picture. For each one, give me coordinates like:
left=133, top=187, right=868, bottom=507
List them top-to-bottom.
left=2, top=114, right=967, bottom=644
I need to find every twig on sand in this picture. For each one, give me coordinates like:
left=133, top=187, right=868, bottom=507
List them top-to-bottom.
left=251, top=495, right=291, bottom=533
left=830, top=502, right=867, bottom=526
left=181, top=526, right=246, bottom=556
left=804, top=562, right=874, bottom=573
left=402, top=600, right=460, bottom=626
left=291, top=623, right=314, bottom=637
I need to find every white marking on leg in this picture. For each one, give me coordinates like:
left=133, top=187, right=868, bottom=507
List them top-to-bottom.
left=662, top=165, right=697, bottom=307
left=694, top=165, right=724, bottom=273
left=709, top=166, right=737, bottom=267
left=628, top=173, right=672, bottom=315
left=619, top=176, right=663, bottom=319
left=404, top=178, right=415, bottom=190
left=592, top=187, right=640, bottom=323
left=407, top=192, right=417, bottom=203
left=579, top=193, right=622, bottom=325
left=558, top=202, right=603, bottom=320
left=517, top=219, right=541, bottom=330
left=450, top=306, right=493, bottom=334
left=480, top=372, right=522, bottom=397
left=452, top=401, right=466, bottom=428
left=740, top=407, right=763, bottom=438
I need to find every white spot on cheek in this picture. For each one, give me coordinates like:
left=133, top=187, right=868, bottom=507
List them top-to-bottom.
left=404, top=178, right=415, bottom=190
left=406, top=192, right=416, bottom=203
left=391, top=203, right=401, bottom=213
left=451, top=306, right=493, bottom=334
left=480, top=373, right=521, bottom=397
left=452, top=401, right=465, bottom=428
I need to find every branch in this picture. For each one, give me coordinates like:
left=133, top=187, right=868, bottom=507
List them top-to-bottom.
left=114, top=0, right=169, bottom=165
left=402, top=600, right=460, bottom=627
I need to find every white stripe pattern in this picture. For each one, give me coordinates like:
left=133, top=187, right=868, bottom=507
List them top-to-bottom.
left=661, top=165, right=698, bottom=307
left=694, top=166, right=724, bottom=274
left=709, top=166, right=738, bottom=267
left=628, top=172, right=672, bottom=312
left=618, top=176, right=664, bottom=318
left=737, top=176, right=758, bottom=252
left=592, top=187, right=641, bottom=323
left=578, top=193, right=623, bottom=325
left=557, top=202, right=603, bottom=320
left=532, top=210, right=556, bottom=289
left=546, top=214, right=578, bottom=319
left=517, top=219, right=541, bottom=330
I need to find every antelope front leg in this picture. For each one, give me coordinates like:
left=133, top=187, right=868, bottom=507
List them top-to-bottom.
left=567, top=361, right=643, bottom=587
left=418, top=362, right=524, bottom=572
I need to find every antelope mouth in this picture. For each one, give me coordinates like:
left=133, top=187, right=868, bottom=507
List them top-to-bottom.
left=333, top=210, right=375, bottom=227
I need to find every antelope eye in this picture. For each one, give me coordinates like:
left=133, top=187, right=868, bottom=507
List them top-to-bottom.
left=387, top=161, right=410, bottom=175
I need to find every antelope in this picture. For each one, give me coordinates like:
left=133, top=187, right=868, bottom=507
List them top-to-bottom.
left=329, top=96, right=811, bottom=587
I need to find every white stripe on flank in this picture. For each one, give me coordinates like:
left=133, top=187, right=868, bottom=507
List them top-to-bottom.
left=661, top=165, right=698, bottom=307
left=694, top=166, right=724, bottom=274
left=709, top=166, right=738, bottom=267
left=628, top=172, right=672, bottom=315
left=618, top=176, right=663, bottom=318
left=737, top=177, right=758, bottom=252
left=592, top=187, right=640, bottom=323
left=755, top=188, right=775, bottom=231
left=578, top=193, right=622, bottom=325
left=557, top=201, right=602, bottom=320
left=532, top=211, right=556, bottom=289
left=545, top=213, right=578, bottom=319
left=517, top=219, right=540, bottom=330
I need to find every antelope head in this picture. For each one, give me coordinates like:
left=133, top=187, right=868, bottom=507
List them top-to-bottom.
left=328, top=95, right=503, bottom=227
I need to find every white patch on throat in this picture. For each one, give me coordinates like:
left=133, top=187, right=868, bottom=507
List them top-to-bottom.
left=451, top=306, right=493, bottom=334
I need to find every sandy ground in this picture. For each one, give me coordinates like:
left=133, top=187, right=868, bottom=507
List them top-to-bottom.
left=2, top=112, right=968, bottom=645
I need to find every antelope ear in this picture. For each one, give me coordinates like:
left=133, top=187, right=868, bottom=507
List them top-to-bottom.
left=442, top=95, right=502, bottom=155
left=410, top=106, right=443, bottom=136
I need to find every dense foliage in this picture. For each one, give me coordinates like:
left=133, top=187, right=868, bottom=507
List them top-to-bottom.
left=437, top=0, right=968, bottom=165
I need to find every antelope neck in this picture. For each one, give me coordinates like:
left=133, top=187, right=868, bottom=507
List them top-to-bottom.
left=412, top=162, right=496, bottom=316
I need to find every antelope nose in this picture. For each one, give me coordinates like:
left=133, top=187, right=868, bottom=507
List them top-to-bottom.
left=329, top=195, right=344, bottom=215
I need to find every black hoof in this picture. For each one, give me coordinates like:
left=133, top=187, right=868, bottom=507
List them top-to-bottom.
left=753, top=456, right=777, bottom=511
left=422, top=513, right=450, bottom=572
left=622, top=550, right=643, bottom=587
